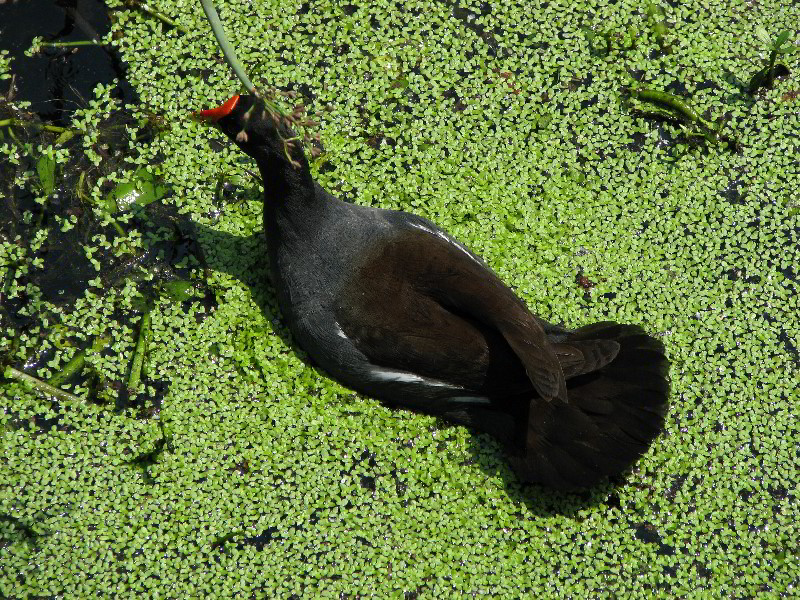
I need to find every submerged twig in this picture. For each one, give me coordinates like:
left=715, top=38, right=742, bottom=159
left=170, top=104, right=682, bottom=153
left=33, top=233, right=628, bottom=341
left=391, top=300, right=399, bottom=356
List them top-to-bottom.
left=5, top=73, right=16, bottom=102
left=128, top=311, right=152, bottom=392
left=48, top=335, right=111, bottom=387
left=4, top=367, right=85, bottom=404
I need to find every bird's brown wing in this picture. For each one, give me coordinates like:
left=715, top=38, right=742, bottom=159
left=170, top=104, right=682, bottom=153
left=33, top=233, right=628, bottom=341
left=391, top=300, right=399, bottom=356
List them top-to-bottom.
left=335, top=226, right=568, bottom=401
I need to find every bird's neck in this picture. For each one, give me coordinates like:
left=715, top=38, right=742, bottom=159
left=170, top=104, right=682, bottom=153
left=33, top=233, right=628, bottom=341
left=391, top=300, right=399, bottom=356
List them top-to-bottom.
left=255, top=140, right=320, bottom=208
left=255, top=145, right=330, bottom=251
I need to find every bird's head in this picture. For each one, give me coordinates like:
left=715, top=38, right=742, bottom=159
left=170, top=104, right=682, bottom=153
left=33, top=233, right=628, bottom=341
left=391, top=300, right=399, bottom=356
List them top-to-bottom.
left=195, top=94, right=303, bottom=167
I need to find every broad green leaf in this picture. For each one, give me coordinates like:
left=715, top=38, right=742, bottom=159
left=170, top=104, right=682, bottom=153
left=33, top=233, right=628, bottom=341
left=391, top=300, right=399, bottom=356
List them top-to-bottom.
left=755, top=26, right=771, bottom=48
left=774, top=30, right=791, bottom=48
left=36, top=155, right=55, bottom=196
left=105, top=168, right=170, bottom=213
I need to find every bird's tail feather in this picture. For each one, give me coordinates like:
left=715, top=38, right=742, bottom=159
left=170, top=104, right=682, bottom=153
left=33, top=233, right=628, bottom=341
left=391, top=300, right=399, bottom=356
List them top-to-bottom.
left=507, top=322, right=669, bottom=489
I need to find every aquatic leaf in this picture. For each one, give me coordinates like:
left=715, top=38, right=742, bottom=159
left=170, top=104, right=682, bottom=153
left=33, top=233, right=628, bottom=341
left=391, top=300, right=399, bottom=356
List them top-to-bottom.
left=755, top=26, right=771, bottom=48
left=581, top=27, right=611, bottom=57
left=774, top=30, right=790, bottom=49
left=390, top=76, right=409, bottom=90
left=54, top=129, right=77, bottom=145
left=36, top=155, right=56, bottom=197
left=105, top=168, right=170, bottom=213
left=75, top=171, right=88, bottom=202
left=105, top=179, right=136, bottom=213
left=95, top=185, right=118, bottom=215
left=162, top=280, right=194, bottom=302
left=128, top=295, right=152, bottom=313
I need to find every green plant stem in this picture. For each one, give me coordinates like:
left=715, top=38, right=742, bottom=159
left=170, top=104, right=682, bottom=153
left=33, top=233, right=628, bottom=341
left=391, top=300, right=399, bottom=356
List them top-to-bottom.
left=127, top=0, right=188, bottom=34
left=197, top=0, right=299, bottom=160
left=198, top=0, right=288, bottom=119
left=200, top=0, right=257, bottom=94
left=39, top=40, right=102, bottom=48
left=760, top=47, right=783, bottom=89
left=767, top=48, right=779, bottom=75
left=628, top=86, right=739, bottom=149
left=0, top=119, right=81, bottom=135
left=110, top=219, right=126, bottom=237
left=128, top=311, right=152, bottom=391
left=140, top=315, right=153, bottom=379
left=47, top=335, right=111, bottom=387
left=4, top=367, right=85, bottom=404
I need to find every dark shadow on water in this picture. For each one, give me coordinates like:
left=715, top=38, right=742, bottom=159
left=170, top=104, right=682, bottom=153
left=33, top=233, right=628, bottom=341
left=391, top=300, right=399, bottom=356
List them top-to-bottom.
left=189, top=220, right=616, bottom=516
left=189, top=221, right=300, bottom=359
left=463, top=432, right=625, bottom=516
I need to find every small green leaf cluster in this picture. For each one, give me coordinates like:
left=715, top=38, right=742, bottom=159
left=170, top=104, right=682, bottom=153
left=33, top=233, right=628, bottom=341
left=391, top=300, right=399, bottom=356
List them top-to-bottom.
left=748, top=28, right=798, bottom=93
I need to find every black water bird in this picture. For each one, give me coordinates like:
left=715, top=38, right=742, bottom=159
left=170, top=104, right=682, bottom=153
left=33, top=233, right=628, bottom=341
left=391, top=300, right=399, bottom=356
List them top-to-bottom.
left=196, top=94, right=669, bottom=489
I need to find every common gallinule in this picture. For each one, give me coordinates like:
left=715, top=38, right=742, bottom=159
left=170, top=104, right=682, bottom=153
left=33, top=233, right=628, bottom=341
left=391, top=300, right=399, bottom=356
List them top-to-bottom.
left=197, top=94, right=669, bottom=489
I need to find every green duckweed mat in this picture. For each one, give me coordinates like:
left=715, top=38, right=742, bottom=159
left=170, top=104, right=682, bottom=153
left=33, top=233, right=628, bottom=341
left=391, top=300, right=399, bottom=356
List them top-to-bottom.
left=2, top=0, right=798, bottom=596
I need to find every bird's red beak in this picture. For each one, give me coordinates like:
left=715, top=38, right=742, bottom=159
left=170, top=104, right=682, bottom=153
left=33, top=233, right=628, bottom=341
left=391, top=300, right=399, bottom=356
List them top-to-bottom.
left=194, top=95, right=240, bottom=122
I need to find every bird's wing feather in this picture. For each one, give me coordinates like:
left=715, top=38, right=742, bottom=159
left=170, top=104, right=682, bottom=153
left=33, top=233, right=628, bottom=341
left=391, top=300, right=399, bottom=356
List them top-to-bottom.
left=335, top=223, right=568, bottom=401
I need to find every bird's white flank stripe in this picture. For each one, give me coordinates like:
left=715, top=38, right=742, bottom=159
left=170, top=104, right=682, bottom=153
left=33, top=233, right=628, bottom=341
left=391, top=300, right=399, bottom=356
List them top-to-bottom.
left=369, top=367, right=457, bottom=388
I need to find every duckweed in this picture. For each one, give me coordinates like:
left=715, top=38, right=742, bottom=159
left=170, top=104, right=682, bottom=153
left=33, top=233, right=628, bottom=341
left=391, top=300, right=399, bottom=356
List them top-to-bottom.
left=1, top=0, right=798, bottom=596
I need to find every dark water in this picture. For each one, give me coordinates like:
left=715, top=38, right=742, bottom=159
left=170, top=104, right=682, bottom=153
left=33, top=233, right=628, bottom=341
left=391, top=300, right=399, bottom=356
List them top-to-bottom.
left=1, top=0, right=136, bottom=121
left=1, top=1, right=203, bottom=415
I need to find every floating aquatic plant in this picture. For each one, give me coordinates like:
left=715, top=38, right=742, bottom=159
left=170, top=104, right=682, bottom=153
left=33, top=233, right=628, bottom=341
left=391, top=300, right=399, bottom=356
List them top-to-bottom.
left=2, top=0, right=798, bottom=596
left=748, top=28, right=796, bottom=94
left=625, top=84, right=737, bottom=151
